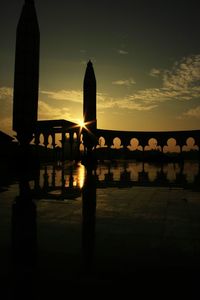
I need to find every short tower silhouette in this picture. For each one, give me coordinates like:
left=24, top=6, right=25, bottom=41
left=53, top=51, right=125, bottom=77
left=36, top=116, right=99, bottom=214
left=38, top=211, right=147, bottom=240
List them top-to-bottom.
left=13, top=0, right=40, bottom=145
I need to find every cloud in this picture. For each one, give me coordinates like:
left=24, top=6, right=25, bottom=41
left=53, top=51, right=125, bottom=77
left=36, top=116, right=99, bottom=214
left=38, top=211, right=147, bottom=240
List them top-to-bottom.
left=117, top=49, right=128, bottom=55
left=1, top=54, right=198, bottom=135
left=40, top=54, right=200, bottom=116
left=128, top=54, right=200, bottom=105
left=163, top=54, right=200, bottom=93
left=99, top=55, right=200, bottom=111
left=80, top=60, right=87, bottom=65
left=149, top=68, right=161, bottom=77
left=112, top=78, right=136, bottom=86
left=0, top=87, right=13, bottom=99
left=0, top=87, right=13, bottom=134
left=41, top=90, right=83, bottom=103
left=97, top=94, right=157, bottom=111
left=111, top=99, right=157, bottom=111
left=38, top=101, right=71, bottom=120
left=182, top=106, right=200, bottom=118
left=0, top=117, right=13, bottom=135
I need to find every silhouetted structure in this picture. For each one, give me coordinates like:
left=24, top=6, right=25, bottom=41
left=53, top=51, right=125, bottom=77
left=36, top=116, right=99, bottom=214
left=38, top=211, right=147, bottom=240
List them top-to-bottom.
left=13, top=0, right=40, bottom=145
left=11, top=1, right=199, bottom=161
left=33, top=60, right=200, bottom=161
left=83, top=61, right=97, bottom=154
left=34, top=120, right=81, bottom=161
left=0, top=131, right=14, bottom=158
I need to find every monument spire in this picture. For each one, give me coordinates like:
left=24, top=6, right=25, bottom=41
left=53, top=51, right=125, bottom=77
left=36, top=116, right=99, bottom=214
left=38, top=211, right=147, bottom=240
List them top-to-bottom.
left=13, top=0, right=40, bottom=145
left=83, top=60, right=97, bottom=156
left=83, top=60, right=97, bottom=130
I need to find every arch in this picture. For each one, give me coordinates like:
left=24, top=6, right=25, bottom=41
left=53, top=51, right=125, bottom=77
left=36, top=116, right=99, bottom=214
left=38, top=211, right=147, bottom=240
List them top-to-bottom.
left=65, top=132, right=70, bottom=139
left=73, top=132, right=78, bottom=141
left=39, top=133, right=45, bottom=146
left=54, top=133, right=62, bottom=147
left=80, top=133, right=83, bottom=143
left=48, top=134, right=53, bottom=148
left=98, top=136, right=106, bottom=147
left=112, top=137, right=122, bottom=149
left=182, top=137, right=199, bottom=152
left=129, top=138, right=139, bottom=150
left=144, top=138, right=158, bottom=151
left=164, top=138, right=180, bottom=153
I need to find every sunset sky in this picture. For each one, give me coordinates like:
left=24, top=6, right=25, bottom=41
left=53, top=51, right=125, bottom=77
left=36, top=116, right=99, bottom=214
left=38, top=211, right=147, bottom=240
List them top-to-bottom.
left=0, top=0, right=200, bottom=137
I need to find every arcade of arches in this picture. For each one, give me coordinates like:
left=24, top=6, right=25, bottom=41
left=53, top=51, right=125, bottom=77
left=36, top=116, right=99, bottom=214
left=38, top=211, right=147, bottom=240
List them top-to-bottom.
left=33, top=120, right=200, bottom=160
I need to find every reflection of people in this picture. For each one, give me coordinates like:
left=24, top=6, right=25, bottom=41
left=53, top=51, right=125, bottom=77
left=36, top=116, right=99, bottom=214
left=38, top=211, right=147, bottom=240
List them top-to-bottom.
left=81, top=165, right=96, bottom=273
left=11, top=178, right=37, bottom=299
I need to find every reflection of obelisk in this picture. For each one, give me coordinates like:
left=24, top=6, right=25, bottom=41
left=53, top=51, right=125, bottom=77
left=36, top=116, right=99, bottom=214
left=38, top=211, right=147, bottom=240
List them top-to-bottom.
left=13, top=0, right=40, bottom=145
left=83, top=61, right=97, bottom=154
left=82, top=166, right=96, bottom=271
left=11, top=178, right=37, bottom=297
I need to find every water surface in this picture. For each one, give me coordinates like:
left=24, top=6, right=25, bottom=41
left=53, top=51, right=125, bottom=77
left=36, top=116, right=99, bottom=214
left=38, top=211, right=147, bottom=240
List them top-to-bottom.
left=0, top=160, right=200, bottom=295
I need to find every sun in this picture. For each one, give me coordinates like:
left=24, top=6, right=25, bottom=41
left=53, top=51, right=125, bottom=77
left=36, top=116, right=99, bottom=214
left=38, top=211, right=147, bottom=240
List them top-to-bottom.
left=78, top=119, right=86, bottom=129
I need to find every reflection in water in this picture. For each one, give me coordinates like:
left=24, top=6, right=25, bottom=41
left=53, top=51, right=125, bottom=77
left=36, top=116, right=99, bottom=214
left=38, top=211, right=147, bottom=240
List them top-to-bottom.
left=7, top=159, right=200, bottom=291
left=30, top=161, right=199, bottom=201
left=183, top=161, right=200, bottom=183
left=65, top=163, right=85, bottom=188
left=82, top=166, right=96, bottom=272
left=11, top=178, right=37, bottom=298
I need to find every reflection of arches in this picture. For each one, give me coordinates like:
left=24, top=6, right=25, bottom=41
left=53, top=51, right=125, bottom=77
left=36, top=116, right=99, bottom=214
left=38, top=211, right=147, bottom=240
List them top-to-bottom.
left=112, top=137, right=122, bottom=149
left=182, top=137, right=199, bottom=152
left=164, top=138, right=180, bottom=153
left=80, top=143, right=84, bottom=153
left=183, top=161, right=199, bottom=183
left=128, top=162, right=143, bottom=181
left=144, top=163, right=161, bottom=182
left=163, top=163, right=180, bottom=182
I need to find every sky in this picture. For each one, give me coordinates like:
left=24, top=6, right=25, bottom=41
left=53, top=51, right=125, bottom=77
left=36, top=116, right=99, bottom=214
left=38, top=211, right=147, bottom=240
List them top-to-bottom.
left=0, top=0, right=200, bottom=137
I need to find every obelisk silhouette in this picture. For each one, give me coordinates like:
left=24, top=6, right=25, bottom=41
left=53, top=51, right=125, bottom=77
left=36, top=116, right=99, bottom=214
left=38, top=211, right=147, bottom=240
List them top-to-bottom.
left=13, top=0, right=40, bottom=145
left=83, top=61, right=97, bottom=155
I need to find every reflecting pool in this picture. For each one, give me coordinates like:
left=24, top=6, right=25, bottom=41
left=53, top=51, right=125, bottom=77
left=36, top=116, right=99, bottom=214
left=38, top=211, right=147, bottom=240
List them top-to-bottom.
left=0, top=160, right=200, bottom=296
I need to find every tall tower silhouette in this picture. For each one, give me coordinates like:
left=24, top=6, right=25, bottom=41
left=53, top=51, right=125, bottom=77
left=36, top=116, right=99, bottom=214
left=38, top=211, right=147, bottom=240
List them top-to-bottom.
left=13, top=0, right=40, bottom=145
left=83, top=61, right=97, bottom=152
